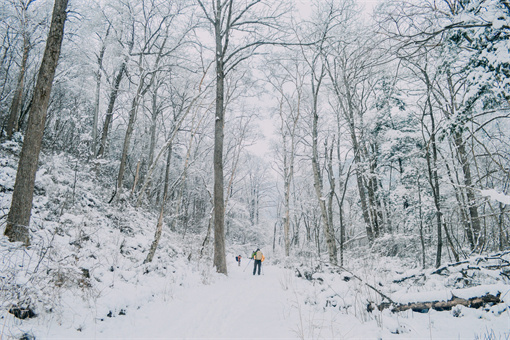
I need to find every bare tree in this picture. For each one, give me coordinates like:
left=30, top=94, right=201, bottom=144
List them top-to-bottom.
left=4, top=0, right=69, bottom=245
left=197, top=0, right=288, bottom=274
left=299, top=0, right=361, bottom=265
left=96, top=18, right=134, bottom=158
left=91, top=23, right=111, bottom=157
left=115, top=32, right=167, bottom=199
left=266, top=54, right=305, bottom=257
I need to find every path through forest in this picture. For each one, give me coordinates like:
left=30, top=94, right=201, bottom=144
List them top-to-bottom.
left=21, top=258, right=510, bottom=339
left=82, top=263, right=307, bottom=339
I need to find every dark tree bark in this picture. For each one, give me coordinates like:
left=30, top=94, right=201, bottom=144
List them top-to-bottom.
left=4, top=0, right=69, bottom=245
left=212, top=1, right=227, bottom=274
left=148, top=81, right=160, bottom=169
left=282, top=121, right=291, bottom=257
left=417, top=176, right=427, bottom=269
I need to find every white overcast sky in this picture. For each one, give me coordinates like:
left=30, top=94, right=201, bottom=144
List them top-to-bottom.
left=247, top=0, right=381, bottom=159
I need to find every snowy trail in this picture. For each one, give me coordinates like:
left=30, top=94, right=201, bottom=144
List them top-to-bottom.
left=24, top=258, right=510, bottom=339
left=82, top=263, right=303, bottom=339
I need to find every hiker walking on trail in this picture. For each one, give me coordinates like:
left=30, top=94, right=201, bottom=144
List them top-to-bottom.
left=252, top=248, right=264, bottom=275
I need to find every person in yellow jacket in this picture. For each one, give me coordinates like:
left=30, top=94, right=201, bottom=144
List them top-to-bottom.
left=252, top=248, right=264, bottom=275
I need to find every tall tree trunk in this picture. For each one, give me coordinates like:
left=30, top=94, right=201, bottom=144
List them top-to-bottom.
left=4, top=0, right=69, bottom=245
left=197, top=0, right=282, bottom=273
left=212, top=0, right=227, bottom=274
left=91, top=24, right=110, bottom=158
left=116, top=30, right=165, bottom=197
left=6, top=33, right=30, bottom=139
left=96, top=62, right=127, bottom=158
left=310, top=68, right=337, bottom=265
left=329, top=68, right=373, bottom=243
left=423, top=72, right=444, bottom=268
left=445, top=73, right=482, bottom=251
left=116, top=74, right=144, bottom=196
left=276, top=77, right=301, bottom=256
left=148, top=83, right=159, bottom=168
left=277, top=96, right=293, bottom=257
left=170, top=119, right=201, bottom=232
left=336, top=126, right=346, bottom=266
left=283, top=131, right=291, bottom=257
left=453, top=131, right=482, bottom=250
left=352, top=133, right=373, bottom=242
left=326, top=140, right=336, bottom=254
left=163, top=142, right=173, bottom=209
left=368, top=144, right=384, bottom=236
left=442, top=145, right=473, bottom=250
left=417, top=176, right=427, bottom=269
left=366, top=177, right=380, bottom=238
left=498, top=203, right=506, bottom=250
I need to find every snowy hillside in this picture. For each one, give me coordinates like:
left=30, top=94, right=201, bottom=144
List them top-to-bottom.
left=1, top=142, right=509, bottom=339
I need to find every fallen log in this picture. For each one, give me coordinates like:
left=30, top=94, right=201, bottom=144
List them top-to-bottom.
left=431, top=260, right=470, bottom=275
left=393, top=273, right=425, bottom=284
left=371, top=292, right=501, bottom=313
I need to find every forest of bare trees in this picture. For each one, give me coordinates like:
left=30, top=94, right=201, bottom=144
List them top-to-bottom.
left=1, top=0, right=509, bottom=271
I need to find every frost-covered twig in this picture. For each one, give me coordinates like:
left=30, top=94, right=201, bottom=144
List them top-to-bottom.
left=328, top=262, right=396, bottom=305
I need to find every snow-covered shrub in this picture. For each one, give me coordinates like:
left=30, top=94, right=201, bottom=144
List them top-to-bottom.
left=371, top=233, right=421, bottom=259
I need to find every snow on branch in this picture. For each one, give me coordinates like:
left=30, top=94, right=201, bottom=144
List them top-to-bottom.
left=480, top=189, right=510, bottom=205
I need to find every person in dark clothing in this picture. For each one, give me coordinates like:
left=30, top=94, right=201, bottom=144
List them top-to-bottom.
left=252, top=248, right=264, bottom=275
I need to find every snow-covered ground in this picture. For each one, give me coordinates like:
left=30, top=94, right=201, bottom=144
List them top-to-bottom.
left=1, top=143, right=510, bottom=340
left=4, top=258, right=510, bottom=339
left=42, top=263, right=304, bottom=339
